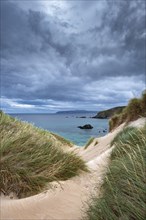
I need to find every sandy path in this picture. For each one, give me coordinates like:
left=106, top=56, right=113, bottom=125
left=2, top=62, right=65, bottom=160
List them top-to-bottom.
left=1, top=118, right=145, bottom=220
left=1, top=147, right=113, bottom=220
left=0, top=150, right=112, bottom=220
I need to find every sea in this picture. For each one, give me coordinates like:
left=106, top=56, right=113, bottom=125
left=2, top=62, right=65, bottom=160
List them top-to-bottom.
left=10, top=113, right=109, bottom=146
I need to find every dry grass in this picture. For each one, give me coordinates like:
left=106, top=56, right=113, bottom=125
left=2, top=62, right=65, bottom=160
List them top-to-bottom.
left=0, top=111, right=87, bottom=198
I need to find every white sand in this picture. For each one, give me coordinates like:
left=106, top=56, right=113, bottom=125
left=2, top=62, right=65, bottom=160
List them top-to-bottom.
left=1, top=117, right=145, bottom=220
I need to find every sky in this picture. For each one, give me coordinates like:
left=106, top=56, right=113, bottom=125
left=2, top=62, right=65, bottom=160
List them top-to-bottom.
left=0, top=0, right=146, bottom=113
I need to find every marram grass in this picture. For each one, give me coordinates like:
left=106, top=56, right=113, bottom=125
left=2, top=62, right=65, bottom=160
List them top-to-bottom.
left=109, top=91, right=146, bottom=131
left=0, top=111, right=87, bottom=198
left=83, top=125, right=146, bottom=220
left=50, top=132, right=73, bottom=147
left=84, top=137, right=95, bottom=149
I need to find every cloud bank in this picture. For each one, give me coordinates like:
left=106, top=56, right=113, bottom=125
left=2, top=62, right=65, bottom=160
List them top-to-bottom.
left=1, top=0, right=145, bottom=113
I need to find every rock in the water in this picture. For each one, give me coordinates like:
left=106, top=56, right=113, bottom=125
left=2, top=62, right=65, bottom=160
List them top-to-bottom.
left=78, top=124, right=93, bottom=129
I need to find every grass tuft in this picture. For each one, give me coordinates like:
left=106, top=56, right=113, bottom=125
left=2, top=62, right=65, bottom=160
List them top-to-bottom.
left=109, top=91, right=146, bottom=131
left=0, top=112, right=87, bottom=198
left=83, top=125, right=146, bottom=220
left=50, top=132, right=73, bottom=147
left=84, top=137, right=95, bottom=149
left=94, top=140, right=98, bottom=146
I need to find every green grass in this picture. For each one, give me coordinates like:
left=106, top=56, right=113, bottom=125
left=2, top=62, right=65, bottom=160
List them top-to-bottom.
left=109, top=91, right=146, bottom=131
left=0, top=111, right=87, bottom=198
left=83, top=125, right=146, bottom=220
left=110, top=126, right=136, bottom=148
left=50, top=132, right=73, bottom=147
left=84, top=137, right=95, bottom=149
left=94, top=140, right=98, bottom=146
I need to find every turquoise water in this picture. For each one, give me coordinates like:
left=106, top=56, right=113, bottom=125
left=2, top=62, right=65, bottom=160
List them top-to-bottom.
left=11, top=113, right=109, bottom=146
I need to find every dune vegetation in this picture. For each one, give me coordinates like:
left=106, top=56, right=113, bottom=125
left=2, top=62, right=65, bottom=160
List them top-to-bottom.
left=109, top=91, right=146, bottom=131
left=0, top=111, right=87, bottom=198
left=83, top=125, right=146, bottom=220
left=50, top=132, right=73, bottom=147
left=84, top=137, right=95, bottom=149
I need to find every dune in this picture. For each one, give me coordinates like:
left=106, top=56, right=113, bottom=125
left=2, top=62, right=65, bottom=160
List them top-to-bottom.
left=1, top=117, right=145, bottom=220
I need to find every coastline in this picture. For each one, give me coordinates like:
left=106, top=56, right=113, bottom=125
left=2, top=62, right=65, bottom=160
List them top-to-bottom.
left=8, top=113, right=109, bottom=146
left=1, top=117, right=145, bottom=220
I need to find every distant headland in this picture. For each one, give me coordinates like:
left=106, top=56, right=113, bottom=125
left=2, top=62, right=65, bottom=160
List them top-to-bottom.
left=92, top=106, right=126, bottom=119
left=56, top=110, right=96, bottom=114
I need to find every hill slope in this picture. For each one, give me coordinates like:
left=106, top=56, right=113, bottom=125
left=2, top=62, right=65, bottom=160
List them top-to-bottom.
left=92, top=106, right=125, bottom=119
left=84, top=123, right=146, bottom=220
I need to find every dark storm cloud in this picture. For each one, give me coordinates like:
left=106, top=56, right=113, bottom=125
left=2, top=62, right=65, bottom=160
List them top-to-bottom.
left=0, top=0, right=145, bottom=112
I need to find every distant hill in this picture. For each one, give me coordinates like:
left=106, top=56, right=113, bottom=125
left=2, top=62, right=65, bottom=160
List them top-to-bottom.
left=92, top=106, right=126, bottom=119
left=56, top=110, right=96, bottom=114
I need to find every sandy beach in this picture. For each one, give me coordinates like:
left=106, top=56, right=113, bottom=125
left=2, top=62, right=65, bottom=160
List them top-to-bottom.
left=1, top=117, right=145, bottom=220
